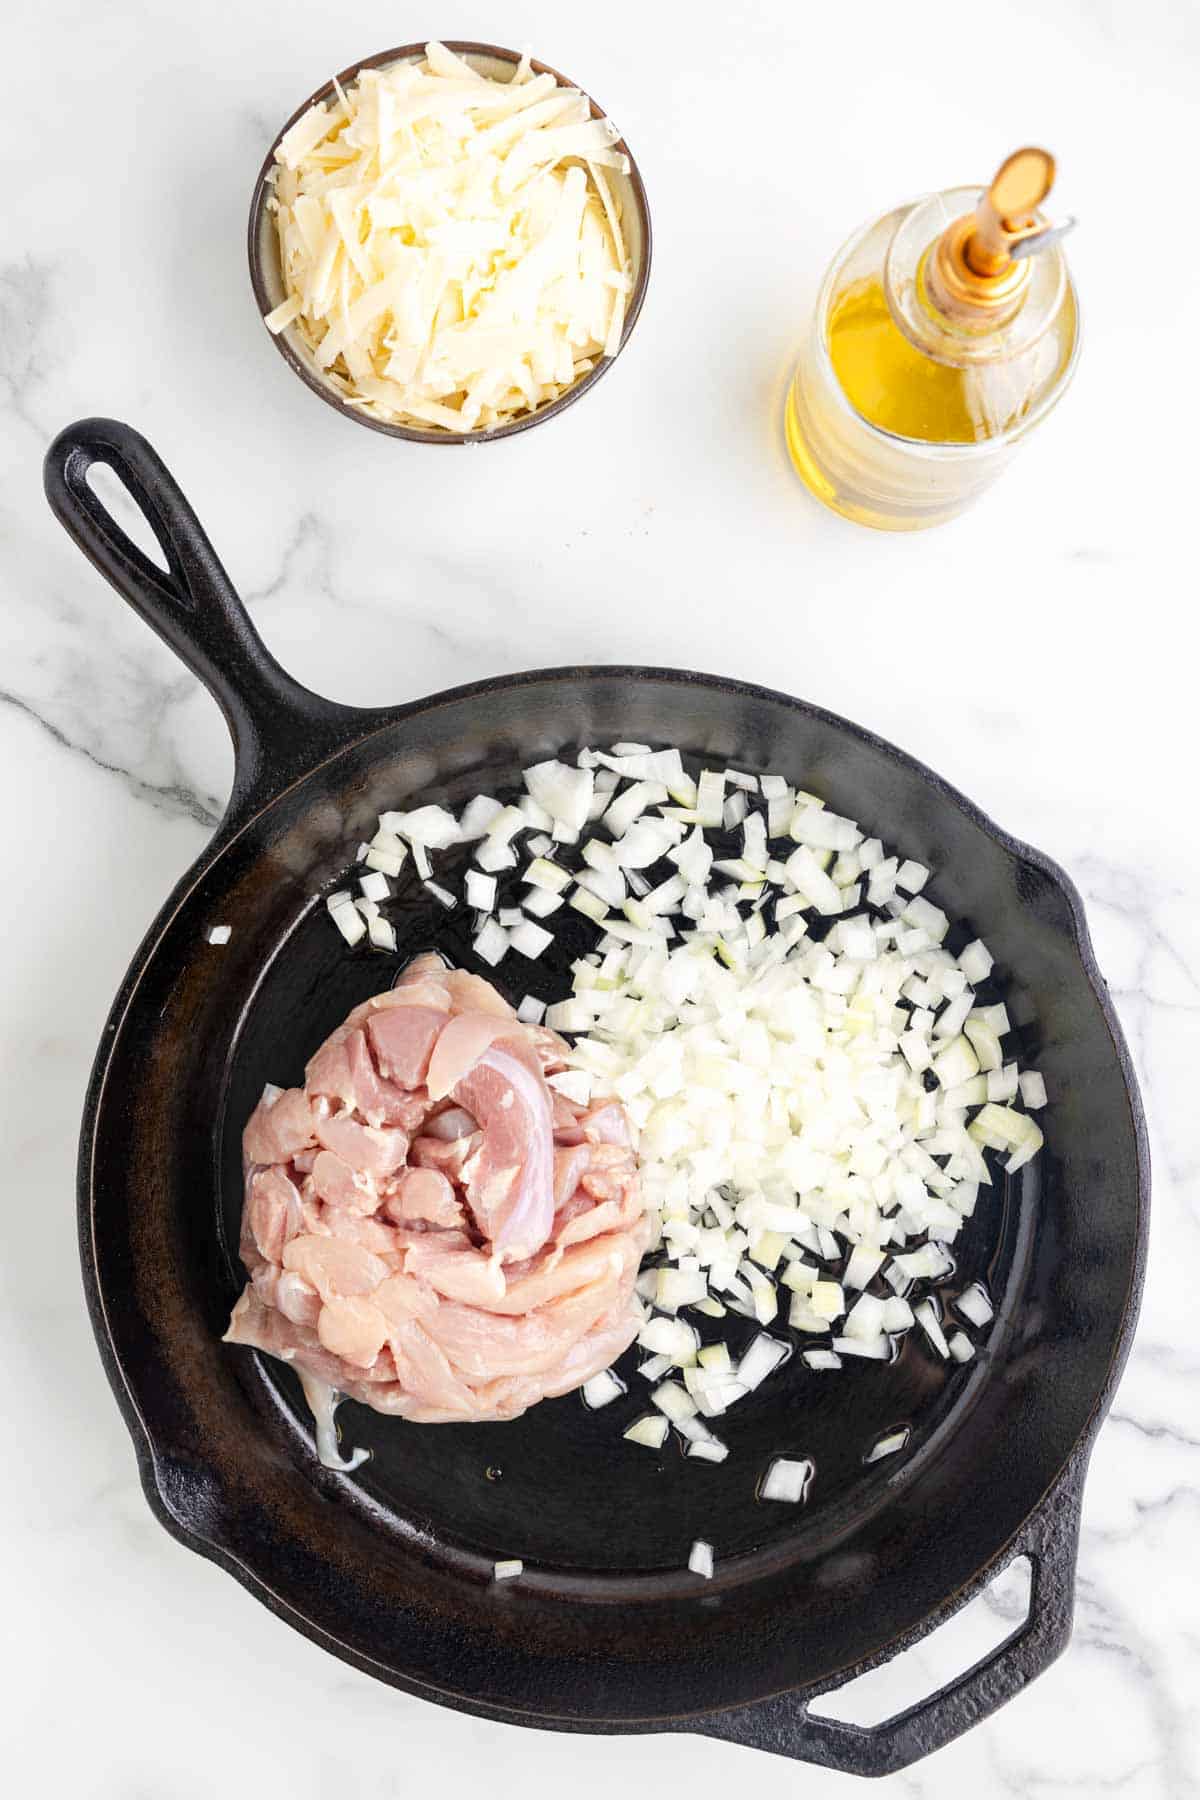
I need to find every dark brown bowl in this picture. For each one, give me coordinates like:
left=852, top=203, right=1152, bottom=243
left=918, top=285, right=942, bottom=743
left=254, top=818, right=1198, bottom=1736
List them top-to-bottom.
left=248, top=41, right=652, bottom=444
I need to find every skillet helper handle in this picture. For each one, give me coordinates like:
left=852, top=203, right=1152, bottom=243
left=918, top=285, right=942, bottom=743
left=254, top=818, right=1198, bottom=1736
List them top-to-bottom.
left=43, top=417, right=362, bottom=822
left=692, top=1445, right=1086, bottom=1778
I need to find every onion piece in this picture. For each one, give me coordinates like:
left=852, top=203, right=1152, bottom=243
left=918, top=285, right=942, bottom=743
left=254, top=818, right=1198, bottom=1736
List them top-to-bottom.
left=524, top=761, right=594, bottom=834
left=458, top=795, right=504, bottom=839
left=381, top=804, right=459, bottom=849
left=475, top=839, right=517, bottom=873
left=895, top=860, right=929, bottom=894
left=465, top=870, right=497, bottom=912
left=523, top=886, right=565, bottom=919
left=330, top=902, right=366, bottom=946
left=473, top=919, right=510, bottom=966
left=510, top=919, right=553, bottom=959
left=958, top=938, right=994, bottom=983
left=956, top=1283, right=994, bottom=1328
left=915, top=1298, right=950, bottom=1358
left=737, top=1333, right=791, bottom=1390
left=581, top=1369, right=626, bottom=1409
left=652, top=1381, right=698, bottom=1422
left=624, top=1414, right=669, bottom=1449
left=865, top=1427, right=910, bottom=1463
left=760, top=1456, right=813, bottom=1502
left=688, top=1539, right=714, bottom=1579
left=493, top=1559, right=523, bottom=1582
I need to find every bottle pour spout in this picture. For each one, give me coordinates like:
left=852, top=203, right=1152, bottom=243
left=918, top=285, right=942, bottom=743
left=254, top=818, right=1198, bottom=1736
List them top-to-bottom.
left=925, top=147, right=1067, bottom=326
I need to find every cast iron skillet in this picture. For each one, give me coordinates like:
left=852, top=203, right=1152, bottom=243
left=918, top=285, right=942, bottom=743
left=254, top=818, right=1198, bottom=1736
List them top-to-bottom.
left=45, top=418, right=1148, bottom=1778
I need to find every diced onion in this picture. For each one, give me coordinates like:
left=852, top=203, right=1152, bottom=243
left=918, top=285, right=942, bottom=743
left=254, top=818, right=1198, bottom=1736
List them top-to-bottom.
left=465, top=870, right=497, bottom=912
left=330, top=902, right=366, bottom=946
left=473, top=919, right=510, bottom=966
left=511, top=919, right=553, bottom=959
left=956, top=1283, right=994, bottom=1328
left=581, top=1369, right=626, bottom=1409
left=624, top=1414, right=669, bottom=1449
left=865, top=1428, right=910, bottom=1463
left=760, top=1456, right=813, bottom=1502
left=688, top=1539, right=714, bottom=1579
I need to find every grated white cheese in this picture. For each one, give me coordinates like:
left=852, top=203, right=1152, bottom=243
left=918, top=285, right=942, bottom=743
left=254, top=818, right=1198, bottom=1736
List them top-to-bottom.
left=267, top=45, right=633, bottom=432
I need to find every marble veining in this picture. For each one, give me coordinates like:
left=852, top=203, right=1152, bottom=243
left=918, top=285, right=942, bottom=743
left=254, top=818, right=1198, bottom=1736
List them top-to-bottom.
left=3, top=1, right=1197, bottom=1795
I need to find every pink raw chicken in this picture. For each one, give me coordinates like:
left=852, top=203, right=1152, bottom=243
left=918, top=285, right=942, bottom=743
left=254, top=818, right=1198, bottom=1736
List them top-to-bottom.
left=225, top=954, right=647, bottom=1426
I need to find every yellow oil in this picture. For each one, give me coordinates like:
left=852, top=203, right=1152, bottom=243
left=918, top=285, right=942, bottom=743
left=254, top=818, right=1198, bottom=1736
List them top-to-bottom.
left=786, top=275, right=1078, bottom=530
left=824, top=275, right=1077, bottom=445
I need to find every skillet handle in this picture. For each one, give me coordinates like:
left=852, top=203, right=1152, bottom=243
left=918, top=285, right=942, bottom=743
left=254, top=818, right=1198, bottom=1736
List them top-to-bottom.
left=43, top=417, right=369, bottom=823
left=691, top=1443, right=1087, bottom=1778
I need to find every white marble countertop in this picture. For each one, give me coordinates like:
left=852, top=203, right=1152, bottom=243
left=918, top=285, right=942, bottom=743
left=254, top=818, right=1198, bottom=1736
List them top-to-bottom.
left=4, top=1, right=1197, bottom=1793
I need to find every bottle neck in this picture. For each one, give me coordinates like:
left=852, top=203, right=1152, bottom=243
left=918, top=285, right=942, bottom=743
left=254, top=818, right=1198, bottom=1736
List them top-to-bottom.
left=884, top=187, right=1067, bottom=369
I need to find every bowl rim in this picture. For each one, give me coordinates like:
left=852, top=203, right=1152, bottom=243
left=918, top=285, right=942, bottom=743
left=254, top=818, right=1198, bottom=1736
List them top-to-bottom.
left=247, top=40, right=654, bottom=445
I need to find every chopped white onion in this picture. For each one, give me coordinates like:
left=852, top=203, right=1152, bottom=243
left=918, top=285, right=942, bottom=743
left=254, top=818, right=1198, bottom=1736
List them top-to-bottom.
left=524, top=761, right=594, bottom=835
left=458, top=795, right=504, bottom=840
left=381, top=804, right=459, bottom=849
left=475, top=839, right=517, bottom=874
left=895, top=860, right=929, bottom=894
left=465, top=870, right=497, bottom=913
left=523, top=887, right=565, bottom=919
left=330, top=902, right=366, bottom=946
left=366, top=914, right=396, bottom=951
left=473, top=919, right=510, bottom=967
left=510, top=919, right=553, bottom=960
left=207, top=925, right=232, bottom=946
left=959, top=938, right=994, bottom=984
left=548, top=1070, right=593, bottom=1106
left=956, top=1283, right=994, bottom=1328
left=915, top=1298, right=950, bottom=1358
left=737, top=1333, right=791, bottom=1391
left=581, top=1369, right=626, bottom=1409
left=652, top=1380, right=698, bottom=1422
left=624, top=1414, right=669, bottom=1449
left=865, top=1427, right=910, bottom=1463
left=687, top=1436, right=729, bottom=1463
left=760, top=1456, right=813, bottom=1503
left=688, top=1539, right=715, bottom=1580
left=493, top=1559, right=523, bottom=1582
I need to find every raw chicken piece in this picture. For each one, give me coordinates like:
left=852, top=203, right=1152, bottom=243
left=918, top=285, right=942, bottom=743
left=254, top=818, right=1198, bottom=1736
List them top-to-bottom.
left=225, top=956, right=647, bottom=1441
left=382, top=1166, right=464, bottom=1229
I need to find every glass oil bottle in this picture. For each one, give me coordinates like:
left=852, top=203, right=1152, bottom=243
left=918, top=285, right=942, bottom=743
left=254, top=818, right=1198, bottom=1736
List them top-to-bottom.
left=786, top=149, right=1079, bottom=530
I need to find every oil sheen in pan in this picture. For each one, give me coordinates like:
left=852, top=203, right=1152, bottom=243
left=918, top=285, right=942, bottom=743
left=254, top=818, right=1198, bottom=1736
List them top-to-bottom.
left=218, top=783, right=1035, bottom=1578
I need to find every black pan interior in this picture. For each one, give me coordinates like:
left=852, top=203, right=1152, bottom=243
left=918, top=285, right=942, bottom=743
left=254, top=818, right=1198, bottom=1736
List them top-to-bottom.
left=90, top=671, right=1141, bottom=1719
left=223, top=767, right=1033, bottom=1573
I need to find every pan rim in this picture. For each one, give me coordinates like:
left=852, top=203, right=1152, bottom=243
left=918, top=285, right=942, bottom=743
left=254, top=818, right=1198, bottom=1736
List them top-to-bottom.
left=78, top=663, right=1150, bottom=1722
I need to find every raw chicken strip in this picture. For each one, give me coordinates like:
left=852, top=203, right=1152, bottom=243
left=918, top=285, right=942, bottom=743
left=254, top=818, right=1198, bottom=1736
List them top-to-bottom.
left=225, top=955, right=647, bottom=1439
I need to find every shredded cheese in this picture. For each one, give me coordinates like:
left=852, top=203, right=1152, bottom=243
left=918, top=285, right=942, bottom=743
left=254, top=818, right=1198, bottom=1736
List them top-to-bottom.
left=267, top=44, right=633, bottom=431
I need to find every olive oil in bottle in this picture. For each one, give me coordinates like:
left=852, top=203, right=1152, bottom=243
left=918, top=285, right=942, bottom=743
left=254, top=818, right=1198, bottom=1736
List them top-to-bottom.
left=786, top=149, right=1079, bottom=530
